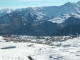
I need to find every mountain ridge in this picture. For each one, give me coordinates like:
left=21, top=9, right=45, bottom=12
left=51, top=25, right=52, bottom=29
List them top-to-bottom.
left=0, top=1, right=80, bottom=36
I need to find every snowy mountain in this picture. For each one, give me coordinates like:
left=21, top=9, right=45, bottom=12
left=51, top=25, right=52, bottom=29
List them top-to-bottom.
left=0, top=1, right=80, bottom=35
left=1, top=1, right=80, bottom=23
left=77, top=1, right=80, bottom=6
left=0, top=2, right=80, bottom=23
left=15, top=2, right=80, bottom=22
left=56, top=2, right=80, bottom=15
left=0, top=8, right=14, bottom=18
left=49, top=14, right=80, bottom=25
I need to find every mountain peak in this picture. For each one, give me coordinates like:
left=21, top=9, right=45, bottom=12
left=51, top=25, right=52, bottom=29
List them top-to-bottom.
left=77, top=0, right=80, bottom=5
left=64, top=2, right=77, bottom=6
left=65, top=2, right=72, bottom=4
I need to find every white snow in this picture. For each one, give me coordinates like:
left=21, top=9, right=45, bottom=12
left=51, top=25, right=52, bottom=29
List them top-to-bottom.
left=1, top=1, right=80, bottom=23
left=0, top=8, right=14, bottom=17
left=49, top=14, right=70, bottom=24
left=0, top=36, right=80, bottom=60
left=0, top=36, right=5, bottom=42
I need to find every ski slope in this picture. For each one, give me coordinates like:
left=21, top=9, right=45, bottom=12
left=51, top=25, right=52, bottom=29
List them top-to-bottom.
left=0, top=36, right=80, bottom=60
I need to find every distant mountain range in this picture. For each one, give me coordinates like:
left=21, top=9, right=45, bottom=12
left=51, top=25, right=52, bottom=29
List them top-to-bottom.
left=1, top=1, right=80, bottom=36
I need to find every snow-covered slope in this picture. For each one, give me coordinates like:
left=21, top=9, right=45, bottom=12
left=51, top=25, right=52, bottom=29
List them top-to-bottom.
left=1, top=1, right=80, bottom=23
left=1, top=1, right=80, bottom=35
left=77, top=1, right=80, bottom=6
left=22, top=2, right=80, bottom=22
left=28, top=2, right=80, bottom=21
left=32, top=2, right=80, bottom=21
left=52, top=2, right=80, bottom=18
left=0, top=8, right=14, bottom=18
left=49, top=14, right=80, bottom=27
left=49, top=14, right=70, bottom=24
left=0, top=36, right=80, bottom=60
left=0, top=36, right=5, bottom=42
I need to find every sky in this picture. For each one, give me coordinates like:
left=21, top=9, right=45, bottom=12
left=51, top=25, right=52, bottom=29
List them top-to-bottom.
left=0, top=0, right=80, bottom=8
